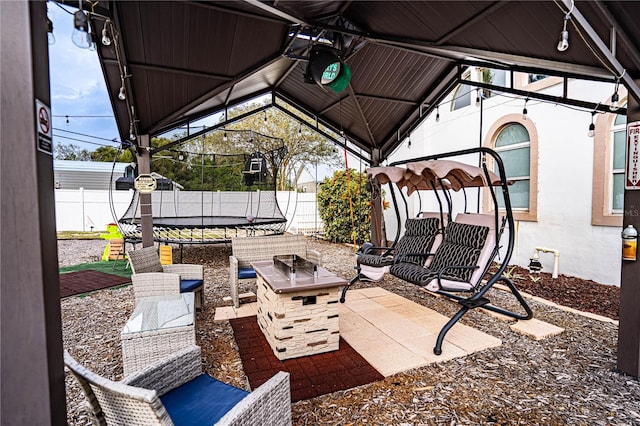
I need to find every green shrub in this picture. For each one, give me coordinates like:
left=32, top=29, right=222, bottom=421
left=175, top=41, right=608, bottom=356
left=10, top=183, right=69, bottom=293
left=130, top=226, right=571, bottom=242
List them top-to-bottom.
left=317, top=169, right=371, bottom=243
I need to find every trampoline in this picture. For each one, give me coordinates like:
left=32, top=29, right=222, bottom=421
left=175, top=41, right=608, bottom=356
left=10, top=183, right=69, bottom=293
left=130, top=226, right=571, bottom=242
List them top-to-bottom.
left=115, top=134, right=288, bottom=245
left=118, top=187, right=287, bottom=245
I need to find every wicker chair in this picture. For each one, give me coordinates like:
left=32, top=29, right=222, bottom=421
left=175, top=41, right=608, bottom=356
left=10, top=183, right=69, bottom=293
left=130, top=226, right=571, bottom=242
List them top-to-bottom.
left=229, top=235, right=322, bottom=308
left=128, top=246, right=205, bottom=310
left=64, top=346, right=291, bottom=426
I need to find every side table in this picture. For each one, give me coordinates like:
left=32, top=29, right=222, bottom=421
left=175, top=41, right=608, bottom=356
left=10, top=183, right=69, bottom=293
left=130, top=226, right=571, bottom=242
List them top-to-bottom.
left=121, top=293, right=195, bottom=376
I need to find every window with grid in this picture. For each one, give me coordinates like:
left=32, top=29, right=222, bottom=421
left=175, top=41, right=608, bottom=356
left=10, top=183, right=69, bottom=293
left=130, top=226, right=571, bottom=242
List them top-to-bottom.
left=611, top=113, right=627, bottom=213
left=494, top=123, right=531, bottom=210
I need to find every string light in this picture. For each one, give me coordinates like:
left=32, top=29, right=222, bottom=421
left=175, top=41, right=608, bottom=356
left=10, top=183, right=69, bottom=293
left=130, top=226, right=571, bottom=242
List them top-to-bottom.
left=71, top=1, right=91, bottom=49
left=557, top=1, right=573, bottom=52
left=557, top=15, right=570, bottom=51
left=47, top=17, right=56, bottom=45
left=101, top=20, right=112, bottom=46
left=118, top=66, right=131, bottom=101
left=610, top=77, right=621, bottom=111
left=475, top=89, right=481, bottom=107
left=522, top=98, right=529, bottom=120
left=435, top=106, right=440, bottom=122
left=263, top=110, right=268, bottom=123
left=588, top=111, right=596, bottom=137
left=129, top=123, right=136, bottom=141
left=223, top=130, right=228, bottom=142
left=407, top=133, right=412, bottom=149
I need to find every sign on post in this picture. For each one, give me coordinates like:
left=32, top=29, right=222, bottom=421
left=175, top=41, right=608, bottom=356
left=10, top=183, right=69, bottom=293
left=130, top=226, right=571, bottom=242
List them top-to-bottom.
left=35, top=99, right=53, bottom=155
left=626, top=121, right=640, bottom=190
left=134, top=174, right=157, bottom=194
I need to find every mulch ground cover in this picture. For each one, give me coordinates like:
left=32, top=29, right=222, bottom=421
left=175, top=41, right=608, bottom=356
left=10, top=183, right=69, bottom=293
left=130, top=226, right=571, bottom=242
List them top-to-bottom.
left=487, top=264, right=620, bottom=320
left=59, top=270, right=131, bottom=298
left=229, top=315, right=384, bottom=402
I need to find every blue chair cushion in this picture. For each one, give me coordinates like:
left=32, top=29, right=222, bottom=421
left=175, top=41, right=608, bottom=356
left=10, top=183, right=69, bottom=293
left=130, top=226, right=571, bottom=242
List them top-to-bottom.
left=238, top=267, right=257, bottom=280
left=180, top=279, right=203, bottom=293
left=161, top=374, right=249, bottom=426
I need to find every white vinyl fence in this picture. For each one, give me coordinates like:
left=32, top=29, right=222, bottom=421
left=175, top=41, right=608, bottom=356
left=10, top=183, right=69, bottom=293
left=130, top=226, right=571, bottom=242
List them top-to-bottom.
left=54, top=189, right=324, bottom=235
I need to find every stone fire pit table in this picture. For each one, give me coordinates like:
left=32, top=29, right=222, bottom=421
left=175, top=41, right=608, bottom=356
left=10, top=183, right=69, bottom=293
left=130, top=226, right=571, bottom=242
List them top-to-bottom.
left=252, top=256, right=347, bottom=360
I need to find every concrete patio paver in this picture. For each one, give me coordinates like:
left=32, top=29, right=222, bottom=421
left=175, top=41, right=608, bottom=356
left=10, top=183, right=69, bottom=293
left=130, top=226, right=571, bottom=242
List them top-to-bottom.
left=216, top=287, right=504, bottom=376
left=339, top=288, right=501, bottom=375
left=509, top=318, right=565, bottom=340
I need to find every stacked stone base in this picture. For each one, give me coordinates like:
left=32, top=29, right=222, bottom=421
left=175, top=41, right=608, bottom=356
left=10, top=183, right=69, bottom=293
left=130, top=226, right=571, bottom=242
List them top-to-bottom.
left=257, top=276, right=340, bottom=360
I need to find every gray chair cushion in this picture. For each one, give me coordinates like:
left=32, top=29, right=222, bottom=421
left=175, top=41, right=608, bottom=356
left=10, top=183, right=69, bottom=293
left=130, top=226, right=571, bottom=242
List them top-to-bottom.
left=358, top=217, right=439, bottom=267
left=394, top=218, right=440, bottom=265
left=391, top=221, right=489, bottom=285
left=358, top=253, right=395, bottom=267
left=389, top=261, right=437, bottom=285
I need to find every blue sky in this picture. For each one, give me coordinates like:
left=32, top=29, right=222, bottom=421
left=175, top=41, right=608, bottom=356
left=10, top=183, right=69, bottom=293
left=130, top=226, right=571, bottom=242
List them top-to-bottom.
left=48, top=3, right=120, bottom=153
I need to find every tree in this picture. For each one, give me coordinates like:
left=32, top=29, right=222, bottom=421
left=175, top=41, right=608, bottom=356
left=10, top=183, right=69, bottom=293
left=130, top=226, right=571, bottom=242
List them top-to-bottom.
left=148, top=100, right=342, bottom=191
left=223, top=102, right=342, bottom=191
left=150, top=136, right=252, bottom=191
left=54, top=143, right=91, bottom=161
left=90, top=146, right=133, bottom=163
left=317, top=169, right=371, bottom=243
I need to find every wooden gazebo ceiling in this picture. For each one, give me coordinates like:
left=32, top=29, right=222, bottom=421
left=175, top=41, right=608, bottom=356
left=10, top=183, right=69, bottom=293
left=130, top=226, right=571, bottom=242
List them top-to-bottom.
left=85, top=1, right=640, bottom=162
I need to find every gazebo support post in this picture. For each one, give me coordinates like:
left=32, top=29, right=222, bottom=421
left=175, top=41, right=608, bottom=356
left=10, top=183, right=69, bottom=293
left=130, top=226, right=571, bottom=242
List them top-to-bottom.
left=1, top=1, right=66, bottom=423
left=617, top=85, right=640, bottom=378
left=137, top=134, right=155, bottom=248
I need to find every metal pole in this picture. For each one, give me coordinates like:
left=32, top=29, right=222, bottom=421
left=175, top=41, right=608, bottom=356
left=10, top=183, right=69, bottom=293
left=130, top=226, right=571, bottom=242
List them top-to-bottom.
left=477, top=90, right=484, bottom=213
left=315, top=161, right=318, bottom=235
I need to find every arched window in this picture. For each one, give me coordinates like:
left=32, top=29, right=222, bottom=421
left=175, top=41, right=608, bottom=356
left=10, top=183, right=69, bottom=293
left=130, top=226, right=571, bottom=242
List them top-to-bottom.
left=451, top=70, right=473, bottom=111
left=451, top=82, right=472, bottom=110
left=592, top=100, right=627, bottom=227
left=485, top=114, right=538, bottom=221
left=494, top=123, right=531, bottom=209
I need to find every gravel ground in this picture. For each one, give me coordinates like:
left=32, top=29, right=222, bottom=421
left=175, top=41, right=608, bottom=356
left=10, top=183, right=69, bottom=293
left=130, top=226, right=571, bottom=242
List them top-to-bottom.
left=59, top=238, right=640, bottom=425
left=58, top=239, right=105, bottom=267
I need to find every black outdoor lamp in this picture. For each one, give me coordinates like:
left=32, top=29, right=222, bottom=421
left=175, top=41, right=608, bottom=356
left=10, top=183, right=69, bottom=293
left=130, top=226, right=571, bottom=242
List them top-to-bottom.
left=305, top=45, right=351, bottom=93
left=528, top=253, right=543, bottom=273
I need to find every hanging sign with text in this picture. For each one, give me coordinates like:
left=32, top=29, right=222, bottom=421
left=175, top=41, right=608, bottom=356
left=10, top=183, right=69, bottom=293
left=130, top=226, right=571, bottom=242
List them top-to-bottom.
left=35, top=99, right=53, bottom=155
left=626, top=121, right=640, bottom=190
left=134, top=174, right=157, bottom=194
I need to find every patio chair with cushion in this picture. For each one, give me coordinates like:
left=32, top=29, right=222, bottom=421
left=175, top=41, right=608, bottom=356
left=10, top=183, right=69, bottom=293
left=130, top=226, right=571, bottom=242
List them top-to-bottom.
left=229, top=235, right=322, bottom=308
left=128, top=246, right=204, bottom=310
left=64, top=346, right=291, bottom=426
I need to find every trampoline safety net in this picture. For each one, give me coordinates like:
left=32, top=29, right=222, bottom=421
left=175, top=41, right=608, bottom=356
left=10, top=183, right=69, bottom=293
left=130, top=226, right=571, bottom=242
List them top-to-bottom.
left=119, top=189, right=287, bottom=243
